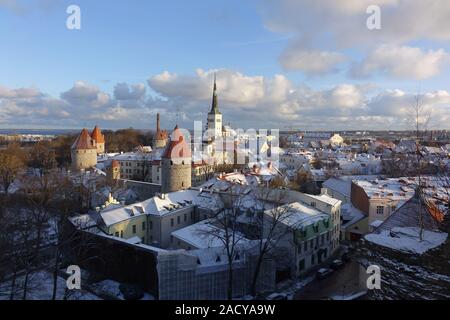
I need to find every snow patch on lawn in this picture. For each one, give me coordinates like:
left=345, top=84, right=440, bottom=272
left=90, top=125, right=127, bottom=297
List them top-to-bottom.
left=365, top=227, right=448, bottom=255
left=0, top=270, right=101, bottom=300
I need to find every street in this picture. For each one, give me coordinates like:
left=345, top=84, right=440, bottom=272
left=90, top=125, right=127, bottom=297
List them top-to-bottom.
left=295, top=261, right=366, bottom=300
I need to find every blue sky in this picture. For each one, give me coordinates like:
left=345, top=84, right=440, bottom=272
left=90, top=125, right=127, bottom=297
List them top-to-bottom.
left=1, top=0, right=450, bottom=130
left=1, top=0, right=287, bottom=94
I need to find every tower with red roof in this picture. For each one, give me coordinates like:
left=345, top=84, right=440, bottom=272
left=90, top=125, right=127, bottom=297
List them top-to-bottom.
left=161, top=125, right=192, bottom=193
left=71, top=128, right=98, bottom=171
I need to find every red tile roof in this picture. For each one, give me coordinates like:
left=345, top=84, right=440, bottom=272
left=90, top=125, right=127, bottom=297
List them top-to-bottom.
left=162, top=125, right=191, bottom=159
left=91, top=126, right=105, bottom=144
left=72, top=129, right=97, bottom=150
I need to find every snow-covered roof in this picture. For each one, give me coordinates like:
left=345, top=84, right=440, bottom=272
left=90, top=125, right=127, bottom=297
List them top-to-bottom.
left=323, top=177, right=351, bottom=197
left=353, top=177, right=416, bottom=201
left=99, top=189, right=199, bottom=226
left=305, top=193, right=342, bottom=207
left=268, top=202, right=329, bottom=229
left=341, top=203, right=366, bottom=228
left=171, top=220, right=228, bottom=249
left=370, top=220, right=384, bottom=229
left=365, top=227, right=447, bottom=255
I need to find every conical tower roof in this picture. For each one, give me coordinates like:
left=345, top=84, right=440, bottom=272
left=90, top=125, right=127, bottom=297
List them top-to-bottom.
left=91, top=125, right=105, bottom=143
left=162, top=125, right=191, bottom=159
left=72, top=129, right=96, bottom=150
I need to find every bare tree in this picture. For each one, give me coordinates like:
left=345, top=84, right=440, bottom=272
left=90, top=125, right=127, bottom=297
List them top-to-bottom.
left=407, top=94, right=432, bottom=241
left=0, top=143, right=26, bottom=195
left=198, top=188, right=248, bottom=300
left=246, top=188, right=293, bottom=296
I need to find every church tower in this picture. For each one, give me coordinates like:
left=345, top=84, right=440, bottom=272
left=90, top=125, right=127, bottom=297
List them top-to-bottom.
left=206, top=75, right=222, bottom=141
left=161, top=125, right=192, bottom=193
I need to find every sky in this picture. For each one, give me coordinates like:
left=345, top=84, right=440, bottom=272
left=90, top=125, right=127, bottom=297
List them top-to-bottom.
left=1, top=0, right=450, bottom=131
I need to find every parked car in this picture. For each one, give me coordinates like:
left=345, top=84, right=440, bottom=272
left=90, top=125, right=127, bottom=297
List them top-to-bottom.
left=330, top=259, right=344, bottom=270
left=316, top=268, right=333, bottom=280
left=265, top=293, right=289, bottom=300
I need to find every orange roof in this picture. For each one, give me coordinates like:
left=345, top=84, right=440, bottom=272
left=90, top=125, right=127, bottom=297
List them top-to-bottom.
left=162, top=125, right=191, bottom=159
left=91, top=126, right=105, bottom=143
left=72, top=129, right=97, bottom=150
left=111, top=160, right=120, bottom=168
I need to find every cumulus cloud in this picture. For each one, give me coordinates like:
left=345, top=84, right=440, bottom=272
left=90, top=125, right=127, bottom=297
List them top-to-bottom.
left=259, top=0, right=450, bottom=78
left=351, top=45, right=450, bottom=80
left=280, top=49, right=347, bottom=75
left=147, top=68, right=450, bottom=130
left=1, top=69, right=449, bottom=130
left=61, top=81, right=111, bottom=108
left=114, top=83, right=146, bottom=101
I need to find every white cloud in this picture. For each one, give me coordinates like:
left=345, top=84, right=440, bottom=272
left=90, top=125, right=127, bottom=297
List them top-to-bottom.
left=260, top=0, right=450, bottom=77
left=351, top=45, right=450, bottom=80
left=280, top=49, right=347, bottom=75
left=1, top=69, right=449, bottom=130
left=61, top=81, right=111, bottom=108
left=114, top=82, right=146, bottom=101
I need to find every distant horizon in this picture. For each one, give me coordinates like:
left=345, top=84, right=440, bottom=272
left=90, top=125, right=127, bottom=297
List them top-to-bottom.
left=1, top=127, right=449, bottom=135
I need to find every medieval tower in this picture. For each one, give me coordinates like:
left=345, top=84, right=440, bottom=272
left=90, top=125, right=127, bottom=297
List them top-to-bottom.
left=90, top=125, right=105, bottom=154
left=161, top=125, right=192, bottom=193
left=71, top=128, right=98, bottom=171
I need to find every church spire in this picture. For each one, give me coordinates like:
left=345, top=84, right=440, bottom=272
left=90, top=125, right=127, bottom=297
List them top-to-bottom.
left=210, top=73, right=221, bottom=114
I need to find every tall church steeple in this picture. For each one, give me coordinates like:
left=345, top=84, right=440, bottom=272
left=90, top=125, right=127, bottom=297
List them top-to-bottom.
left=209, top=73, right=221, bottom=115
left=206, top=74, right=223, bottom=141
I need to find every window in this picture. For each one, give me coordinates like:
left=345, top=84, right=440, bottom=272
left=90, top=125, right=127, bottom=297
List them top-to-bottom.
left=310, top=202, right=316, bottom=207
left=376, top=206, right=384, bottom=215
left=184, top=214, right=187, bottom=222
left=177, top=216, right=181, bottom=225
left=171, top=218, right=174, bottom=227
left=142, top=221, right=146, bottom=230
left=149, top=221, right=153, bottom=230
left=132, top=225, right=136, bottom=234
left=120, top=230, right=123, bottom=238
left=115, top=232, right=119, bottom=237
left=170, top=235, right=173, bottom=243
left=304, top=242, right=307, bottom=252
left=298, top=245, right=302, bottom=255
left=311, top=254, right=315, bottom=265
left=298, top=259, right=305, bottom=271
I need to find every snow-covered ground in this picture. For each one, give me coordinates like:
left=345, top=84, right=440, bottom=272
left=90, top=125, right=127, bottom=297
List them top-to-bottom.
left=365, top=227, right=448, bottom=255
left=0, top=270, right=101, bottom=300
left=0, top=270, right=155, bottom=300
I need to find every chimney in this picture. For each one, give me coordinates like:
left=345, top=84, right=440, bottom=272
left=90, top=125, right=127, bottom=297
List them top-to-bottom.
left=157, top=113, right=160, bottom=132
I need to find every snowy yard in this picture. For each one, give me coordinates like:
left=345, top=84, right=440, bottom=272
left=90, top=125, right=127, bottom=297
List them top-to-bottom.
left=365, top=227, right=448, bottom=255
left=0, top=270, right=101, bottom=300
left=0, top=270, right=155, bottom=300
